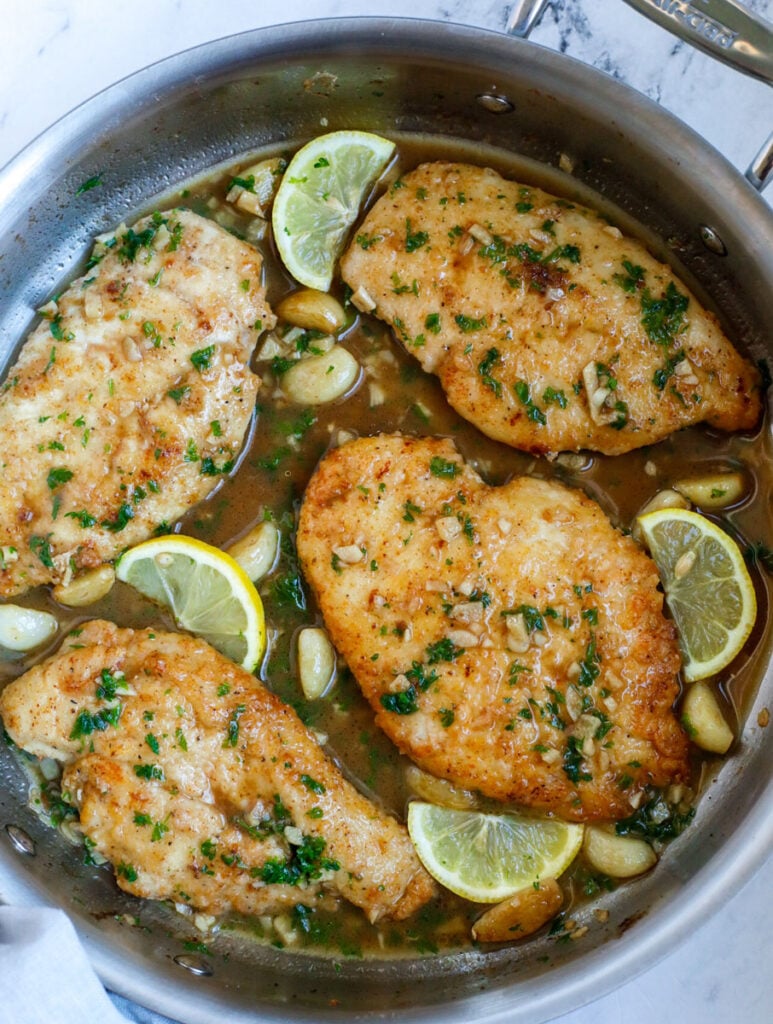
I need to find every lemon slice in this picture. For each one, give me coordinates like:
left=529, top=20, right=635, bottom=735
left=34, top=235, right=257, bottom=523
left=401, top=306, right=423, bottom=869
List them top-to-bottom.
left=272, top=130, right=395, bottom=290
left=637, top=508, right=756, bottom=682
left=115, top=535, right=265, bottom=672
left=407, top=802, right=584, bottom=903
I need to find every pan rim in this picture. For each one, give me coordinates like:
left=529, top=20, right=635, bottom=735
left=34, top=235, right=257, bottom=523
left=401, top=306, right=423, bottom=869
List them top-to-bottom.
left=0, top=15, right=770, bottom=1024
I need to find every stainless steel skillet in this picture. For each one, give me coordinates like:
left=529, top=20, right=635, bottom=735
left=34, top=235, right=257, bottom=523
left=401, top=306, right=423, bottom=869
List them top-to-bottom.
left=0, top=7, right=772, bottom=1024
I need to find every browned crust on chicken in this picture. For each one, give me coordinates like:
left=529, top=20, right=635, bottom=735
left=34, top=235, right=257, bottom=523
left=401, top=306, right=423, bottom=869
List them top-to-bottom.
left=340, top=162, right=760, bottom=456
left=297, top=434, right=689, bottom=821
left=0, top=620, right=433, bottom=922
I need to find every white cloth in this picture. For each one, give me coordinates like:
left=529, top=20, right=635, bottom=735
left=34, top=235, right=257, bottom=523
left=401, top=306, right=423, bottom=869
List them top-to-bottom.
left=0, top=906, right=176, bottom=1024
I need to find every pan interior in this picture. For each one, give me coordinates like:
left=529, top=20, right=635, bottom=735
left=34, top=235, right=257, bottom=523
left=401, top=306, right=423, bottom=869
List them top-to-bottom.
left=0, top=20, right=771, bottom=1024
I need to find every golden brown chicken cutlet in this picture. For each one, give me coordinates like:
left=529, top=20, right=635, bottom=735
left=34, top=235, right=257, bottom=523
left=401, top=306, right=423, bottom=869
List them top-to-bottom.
left=340, top=162, right=760, bottom=456
left=0, top=210, right=274, bottom=597
left=297, top=434, right=689, bottom=822
left=0, top=620, right=433, bottom=922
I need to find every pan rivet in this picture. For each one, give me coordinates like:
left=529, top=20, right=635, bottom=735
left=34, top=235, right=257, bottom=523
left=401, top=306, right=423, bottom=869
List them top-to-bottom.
left=476, top=93, right=514, bottom=114
left=699, top=225, right=727, bottom=256
left=5, top=823, right=36, bottom=856
left=174, top=953, right=213, bottom=977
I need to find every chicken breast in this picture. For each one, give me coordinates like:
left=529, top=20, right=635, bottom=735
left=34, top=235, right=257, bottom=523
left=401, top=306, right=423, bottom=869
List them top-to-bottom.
left=340, top=162, right=760, bottom=456
left=0, top=210, right=275, bottom=598
left=297, top=434, right=689, bottom=822
left=0, top=620, right=433, bottom=922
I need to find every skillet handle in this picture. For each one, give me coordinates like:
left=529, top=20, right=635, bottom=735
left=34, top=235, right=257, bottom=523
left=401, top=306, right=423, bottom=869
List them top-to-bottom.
left=505, top=0, right=552, bottom=37
left=507, top=0, right=773, bottom=192
left=619, top=0, right=773, bottom=86
left=620, top=0, right=773, bottom=190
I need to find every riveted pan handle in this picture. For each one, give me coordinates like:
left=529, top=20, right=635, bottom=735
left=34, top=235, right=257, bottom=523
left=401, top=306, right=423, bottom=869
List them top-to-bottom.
left=507, top=0, right=773, bottom=191
left=508, top=0, right=773, bottom=83
left=620, top=0, right=773, bottom=86
left=620, top=0, right=773, bottom=190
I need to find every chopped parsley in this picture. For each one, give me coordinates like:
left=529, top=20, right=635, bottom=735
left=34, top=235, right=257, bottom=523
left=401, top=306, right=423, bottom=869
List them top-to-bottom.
left=76, top=174, right=102, bottom=194
left=229, top=174, right=256, bottom=192
left=405, top=219, right=429, bottom=253
left=118, top=224, right=158, bottom=263
left=356, top=232, right=382, bottom=250
left=543, top=243, right=581, bottom=265
left=613, top=259, right=646, bottom=293
left=391, top=273, right=419, bottom=296
left=640, top=282, right=689, bottom=347
left=424, top=313, right=441, bottom=334
left=455, top=313, right=487, bottom=333
left=49, top=315, right=73, bottom=342
left=190, top=345, right=215, bottom=372
left=477, top=348, right=502, bottom=397
left=653, top=348, right=687, bottom=391
left=513, top=380, right=546, bottom=425
left=167, top=386, right=190, bottom=404
left=543, top=386, right=568, bottom=409
left=200, top=456, right=234, bottom=477
left=429, top=456, right=460, bottom=479
left=46, top=467, right=73, bottom=491
left=403, top=500, right=423, bottom=522
left=100, top=502, right=134, bottom=532
left=29, top=534, right=54, bottom=569
left=745, top=542, right=773, bottom=573
left=271, top=572, right=306, bottom=610
left=506, top=604, right=544, bottom=632
left=578, top=635, right=601, bottom=688
left=426, top=638, right=464, bottom=664
left=405, top=661, right=438, bottom=691
left=95, top=669, right=124, bottom=701
left=380, top=687, right=419, bottom=715
left=223, top=704, right=246, bottom=748
left=70, top=705, right=123, bottom=740
left=563, top=735, right=592, bottom=783
left=300, top=774, right=325, bottom=795
left=615, top=790, right=695, bottom=844
left=151, top=819, right=170, bottom=843
left=257, top=834, right=339, bottom=886
left=117, top=862, right=138, bottom=882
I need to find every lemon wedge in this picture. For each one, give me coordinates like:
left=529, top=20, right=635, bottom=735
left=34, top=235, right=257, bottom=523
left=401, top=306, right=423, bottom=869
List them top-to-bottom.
left=272, top=130, right=395, bottom=290
left=637, top=508, right=756, bottom=681
left=115, top=535, right=265, bottom=672
left=407, top=802, right=584, bottom=903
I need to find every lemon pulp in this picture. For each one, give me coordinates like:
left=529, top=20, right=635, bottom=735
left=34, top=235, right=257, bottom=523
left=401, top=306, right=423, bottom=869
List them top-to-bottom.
left=272, top=130, right=395, bottom=290
left=637, top=508, right=756, bottom=681
left=115, top=535, right=265, bottom=672
left=407, top=802, right=584, bottom=903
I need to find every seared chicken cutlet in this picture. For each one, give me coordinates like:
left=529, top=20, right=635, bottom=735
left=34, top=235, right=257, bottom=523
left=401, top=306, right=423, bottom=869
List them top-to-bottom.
left=340, top=163, right=760, bottom=455
left=0, top=211, right=275, bottom=597
left=298, top=435, right=689, bottom=822
left=0, top=620, right=432, bottom=922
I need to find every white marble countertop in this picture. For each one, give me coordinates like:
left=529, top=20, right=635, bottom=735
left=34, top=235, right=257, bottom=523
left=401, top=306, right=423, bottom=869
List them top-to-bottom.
left=0, top=2, right=771, bottom=1023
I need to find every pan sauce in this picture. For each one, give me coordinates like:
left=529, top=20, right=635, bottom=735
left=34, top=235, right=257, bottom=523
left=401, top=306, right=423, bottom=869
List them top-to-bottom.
left=2, top=134, right=770, bottom=959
